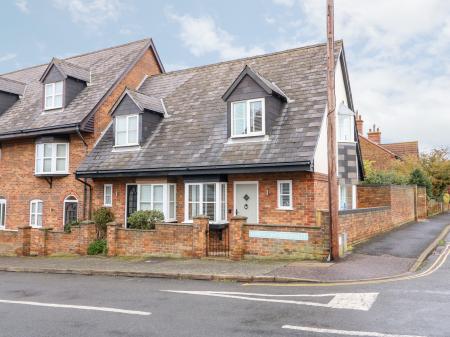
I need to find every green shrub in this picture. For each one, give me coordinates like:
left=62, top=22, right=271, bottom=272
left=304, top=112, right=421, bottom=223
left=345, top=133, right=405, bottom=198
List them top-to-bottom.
left=409, top=168, right=433, bottom=197
left=93, top=207, right=115, bottom=239
left=127, top=210, right=164, bottom=230
left=64, top=220, right=79, bottom=233
left=87, top=239, right=107, bottom=255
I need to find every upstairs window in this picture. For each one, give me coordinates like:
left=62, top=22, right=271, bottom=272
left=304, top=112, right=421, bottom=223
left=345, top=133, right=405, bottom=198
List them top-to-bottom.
left=44, top=81, right=63, bottom=110
left=231, top=98, right=265, bottom=137
left=338, top=111, right=354, bottom=142
left=115, top=115, right=139, bottom=146
left=35, top=143, right=69, bottom=175
left=30, top=199, right=43, bottom=228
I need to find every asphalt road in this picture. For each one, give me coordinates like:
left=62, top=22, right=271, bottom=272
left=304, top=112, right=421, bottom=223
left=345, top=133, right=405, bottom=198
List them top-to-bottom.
left=0, top=249, right=448, bottom=337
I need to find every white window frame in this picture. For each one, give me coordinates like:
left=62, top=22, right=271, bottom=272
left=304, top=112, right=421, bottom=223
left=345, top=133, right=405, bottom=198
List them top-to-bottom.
left=44, top=81, right=63, bottom=110
left=231, top=98, right=265, bottom=138
left=338, top=110, right=355, bottom=142
left=115, top=114, right=139, bottom=147
left=35, top=143, right=69, bottom=175
left=277, top=180, right=293, bottom=210
left=184, top=182, right=227, bottom=224
left=168, top=183, right=177, bottom=222
left=103, top=184, right=113, bottom=207
left=135, top=184, right=176, bottom=222
left=352, top=185, right=357, bottom=209
left=63, top=195, right=78, bottom=226
left=0, top=199, right=6, bottom=229
left=30, top=199, right=43, bottom=228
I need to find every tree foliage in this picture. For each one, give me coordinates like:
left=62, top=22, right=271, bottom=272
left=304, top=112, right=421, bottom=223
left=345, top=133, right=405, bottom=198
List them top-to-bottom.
left=420, top=148, right=450, bottom=199
left=93, top=207, right=115, bottom=239
left=127, top=210, right=164, bottom=230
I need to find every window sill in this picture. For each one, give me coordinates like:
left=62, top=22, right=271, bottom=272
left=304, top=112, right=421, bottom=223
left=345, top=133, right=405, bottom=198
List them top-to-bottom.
left=42, top=107, right=64, bottom=113
left=226, top=135, right=269, bottom=144
left=338, top=140, right=356, bottom=144
left=112, top=145, right=141, bottom=152
left=35, top=173, right=69, bottom=177
left=103, top=205, right=112, bottom=208
left=276, top=207, right=294, bottom=211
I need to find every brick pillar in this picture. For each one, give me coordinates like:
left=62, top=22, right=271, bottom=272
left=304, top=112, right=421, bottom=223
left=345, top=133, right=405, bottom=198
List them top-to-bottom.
left=192, top=216, right=208, bottom=258
left=229, top=216, right=246, bottom=261
left=77, top=220, right=96, bottom=255
left=106, top=222, right=118, bottom=257
left=17, top=226, right=31, bottom=256
left=39, top=228, right=53, bottom=256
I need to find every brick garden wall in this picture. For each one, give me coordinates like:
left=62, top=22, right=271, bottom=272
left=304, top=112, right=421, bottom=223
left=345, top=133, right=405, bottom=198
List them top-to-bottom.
left=417, top=187, right=427, bottom=219
left=111, top=223, right=194, bottom=257
left=243, top=223, right=329, bottom=260
left=0, top=230, right=21, bottom=256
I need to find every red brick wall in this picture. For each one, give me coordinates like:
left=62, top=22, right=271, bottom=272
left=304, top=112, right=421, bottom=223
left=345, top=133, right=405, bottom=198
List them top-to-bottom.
left=0, top=48, right=162, bottom=230
left=359, top=136, right=397, bottom=170
left=93, top=172, right=328, bottom=227
left=357, top=185, right=391, bottom=208
left=390, top=185, right=415, bottom=225
left=417, top=187, right=427, bottom=219
left=113, top=223, right=194, bottom=257
left=243, top=223, right=329, bottom=260
left=0, top=230, right=21, bottom=256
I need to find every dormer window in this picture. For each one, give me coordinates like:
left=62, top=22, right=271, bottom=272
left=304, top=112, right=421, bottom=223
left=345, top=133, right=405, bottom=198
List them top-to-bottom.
left=44, top=81, right=63, bottom=110
left=231, top=98, right=265, bottom=137
left=115, top=114, right=139, bottom=146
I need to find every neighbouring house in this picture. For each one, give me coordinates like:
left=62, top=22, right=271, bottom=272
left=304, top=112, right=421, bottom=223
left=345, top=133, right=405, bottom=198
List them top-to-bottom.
left=0, top=39, right=164, bottom=230
left=75, top=39, right=363, bottom=231
left=356, top=113, right=419, bottom=170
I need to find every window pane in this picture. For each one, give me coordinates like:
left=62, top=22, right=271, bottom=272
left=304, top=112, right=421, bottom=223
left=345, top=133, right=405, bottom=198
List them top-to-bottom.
left=54, top=82, right=63, bottom=94
left=45, top=84, right=53, bottom=97
left=54, top=94, right=63, bottom=108
left=45, top=97, right=53, bottom=108
left=250, top=101, right=263, bottom=133
left=233, top=102, right=246, bottom=135
left=128, top=116, right=138, bottom=131
left=116, top=117, right=127, bottom=131
left=128, top=130, right=138, bottom=144
left=116, top=131, right=127, bottom=146
left=44, top=144, right=52, bottom=157
left=56, top=144, right=67, bottom=157
left=56, top=158, right=66, bottom=171
left=43, top=159, right=52, bottom=172
left=281, top=183, right=290, bottom=195
left=203, top=184, right=215, bottom=202
left=221, top=184, right=226, bottom=221
left=140, top=185, right=151, bottom=202
left=153, top=185, right=163, bottom=203
left=169, top=185, right=175, bottom=219
left=189, top=185, right=200, bottom=202
left=281, top=195, right=290, bottom=207
left=0, top=202, right=5, bottom=226
left=31, top=202, right=36, bottom=214
left=37, top=202, right=43, bottom=213
left=140, top=202, right=151, bottom=210
left=153, top=202, right=164, bottom=212
left=189, top=202, right=199, bottom=219
left=203, top=202, right=215, bottom=221
left=37, top=214, right=42, bottom=227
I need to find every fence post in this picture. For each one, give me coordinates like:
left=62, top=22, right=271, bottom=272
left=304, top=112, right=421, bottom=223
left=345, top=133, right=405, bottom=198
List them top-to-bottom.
left=192, top=216, right=208, bottom=258
left=229, top=216, right=246, bottom=261
left=106, top=222, right=118, bottom=256
left=17, top=226, right=31, bottom=256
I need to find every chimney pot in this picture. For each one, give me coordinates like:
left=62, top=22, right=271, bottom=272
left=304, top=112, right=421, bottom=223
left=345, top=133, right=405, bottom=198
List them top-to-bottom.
left=355, top=112, right=364, bottom=134
left=367, top=124, right=381, bottom=144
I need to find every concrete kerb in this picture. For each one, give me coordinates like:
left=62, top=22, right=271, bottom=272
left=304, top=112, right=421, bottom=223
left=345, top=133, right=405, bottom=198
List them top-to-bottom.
left=409, top=223, right=450, bottom=272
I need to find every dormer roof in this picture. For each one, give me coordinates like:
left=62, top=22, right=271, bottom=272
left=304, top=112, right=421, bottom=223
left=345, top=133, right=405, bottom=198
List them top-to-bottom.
left=39, top=57, right=90, bottom=83
left=222, top=65, right=287, bottom=101
left=0, top=76, right=26, bottom=96
left=126, top=89, right=165, bottom=115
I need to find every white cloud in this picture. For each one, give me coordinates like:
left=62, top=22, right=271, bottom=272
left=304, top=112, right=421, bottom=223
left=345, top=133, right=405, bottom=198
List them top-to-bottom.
left=15, top=0, right=29, bottom=13
left=52, top=0, right=123, bottom=28
left=270, top=0, right=450, bottom=150
left=272, top=0, right=295, bottom=7
left=168, top=12, right=265, bottom=61
left=0, top=53, right=17, bottom=63
left=165, top=63, right=190, bottom=72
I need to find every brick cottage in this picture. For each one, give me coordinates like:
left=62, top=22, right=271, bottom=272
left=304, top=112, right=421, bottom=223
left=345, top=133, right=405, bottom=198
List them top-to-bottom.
left=0, top=39, right=430, bottom=260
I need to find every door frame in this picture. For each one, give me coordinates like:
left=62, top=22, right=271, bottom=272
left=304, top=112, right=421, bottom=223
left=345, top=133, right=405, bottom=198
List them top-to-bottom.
left=233, top=181, right=259, bottom=224
left=125, top=183, right=138, bottom=228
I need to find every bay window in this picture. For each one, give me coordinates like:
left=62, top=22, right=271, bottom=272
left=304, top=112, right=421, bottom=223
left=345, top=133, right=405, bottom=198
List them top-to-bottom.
left=44, top=81, right=63, bottom=110
left=231, top=98, right=265, bottom=137
left=338, top=106, right=355, bottom=142
left=115, top=115, right=139, bottom=146
left=35, top=143, right=69, bottom=175
left=185, top=182, right=227, bottom=223
left=137, top=184, right=176, bottom=221
left=30, top=199, right=43, bottom=228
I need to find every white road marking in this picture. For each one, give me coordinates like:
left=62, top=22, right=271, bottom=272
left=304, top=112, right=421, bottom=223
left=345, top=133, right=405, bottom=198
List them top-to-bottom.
left=162, top=290, right=378, bottom=311
left=0, top=299, right=151, bottom=316
left=282, top=325, right=427, bottom=337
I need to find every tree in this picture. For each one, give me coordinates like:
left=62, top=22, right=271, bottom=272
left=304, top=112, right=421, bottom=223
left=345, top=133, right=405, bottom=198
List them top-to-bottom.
left=420, top=148, right=450, bottom=199
left=409, top=168, right=432, bottom=197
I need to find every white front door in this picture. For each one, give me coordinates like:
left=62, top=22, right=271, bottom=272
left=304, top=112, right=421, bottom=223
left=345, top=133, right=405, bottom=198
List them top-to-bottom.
left=234, top=182, right=258, bottom=223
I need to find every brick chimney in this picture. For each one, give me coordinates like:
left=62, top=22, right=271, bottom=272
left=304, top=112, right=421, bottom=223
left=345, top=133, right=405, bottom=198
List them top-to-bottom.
left=355, top=111, right=364, bottom=135
left=367, top=124, right=381, bottom=144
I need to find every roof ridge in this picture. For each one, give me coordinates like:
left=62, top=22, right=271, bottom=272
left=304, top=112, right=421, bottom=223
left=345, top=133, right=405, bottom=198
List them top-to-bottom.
left=0, top=38, right=151, bottom=77
left=159, top=40, right=343, bottom=77
left=382, top=141, right=418, bottom=145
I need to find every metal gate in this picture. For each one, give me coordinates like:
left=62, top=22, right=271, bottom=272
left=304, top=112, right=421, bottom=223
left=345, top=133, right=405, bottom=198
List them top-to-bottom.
left=207, top=225, right=229, bottom=257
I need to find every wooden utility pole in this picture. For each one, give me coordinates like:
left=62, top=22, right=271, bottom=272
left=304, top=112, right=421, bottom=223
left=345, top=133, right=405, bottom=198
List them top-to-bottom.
left=326, top=0, right=340, bottom=261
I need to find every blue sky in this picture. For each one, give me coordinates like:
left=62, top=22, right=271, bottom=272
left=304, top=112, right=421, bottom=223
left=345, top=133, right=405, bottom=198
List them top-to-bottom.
left=1, top=0, right=449, bottom=150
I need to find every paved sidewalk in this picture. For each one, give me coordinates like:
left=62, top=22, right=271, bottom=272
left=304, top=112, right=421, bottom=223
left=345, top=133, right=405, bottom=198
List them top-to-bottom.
left=0, top=212, right=448, bottom=282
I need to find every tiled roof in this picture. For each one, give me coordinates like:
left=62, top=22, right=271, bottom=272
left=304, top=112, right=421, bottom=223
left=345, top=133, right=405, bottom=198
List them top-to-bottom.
left=0, top=38, right=155, bottom=137
left=77, top=41, right=346, bottom=174
left=0, top=76, right=26, bottom=96
left=382, top=141, right=419, bottom=159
